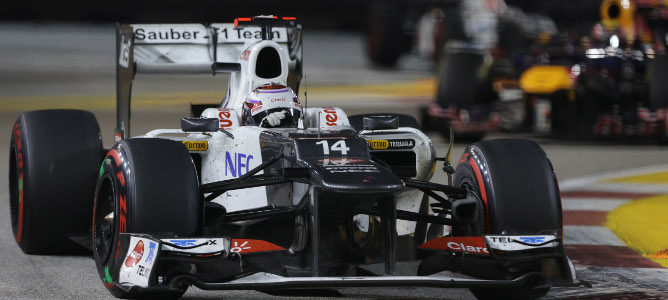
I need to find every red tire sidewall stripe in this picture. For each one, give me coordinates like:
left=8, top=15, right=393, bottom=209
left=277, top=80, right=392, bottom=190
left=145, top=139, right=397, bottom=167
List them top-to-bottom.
left=13, top=122, right=24, bottom=243
left=104, top=149, right=127, bottom=265
left=457, top=152, right=469, bottom=167
left=468, top=156, right=490, bottom=233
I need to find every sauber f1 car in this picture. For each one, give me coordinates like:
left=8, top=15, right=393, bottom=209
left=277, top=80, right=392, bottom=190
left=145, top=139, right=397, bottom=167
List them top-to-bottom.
left=8, top=16, right=583, bottom=299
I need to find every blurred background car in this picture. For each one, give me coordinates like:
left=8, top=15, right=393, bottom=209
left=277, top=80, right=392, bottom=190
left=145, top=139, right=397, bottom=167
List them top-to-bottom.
left=363, top=0, right=668, bottom=142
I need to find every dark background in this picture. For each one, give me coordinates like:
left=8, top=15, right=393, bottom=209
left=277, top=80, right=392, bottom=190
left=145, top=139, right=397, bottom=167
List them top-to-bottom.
left=0, top=0, right=369, bottom=30
left=1, top=0, right=603, bottom=30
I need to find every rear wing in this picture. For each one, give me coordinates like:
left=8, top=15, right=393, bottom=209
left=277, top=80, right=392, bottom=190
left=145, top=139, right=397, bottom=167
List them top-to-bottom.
left=115, top=18, right=303, bottom=139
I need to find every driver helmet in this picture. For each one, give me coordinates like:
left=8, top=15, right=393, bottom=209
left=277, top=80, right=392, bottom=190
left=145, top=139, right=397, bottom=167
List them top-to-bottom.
left=242, top=83, right=302, bottom=128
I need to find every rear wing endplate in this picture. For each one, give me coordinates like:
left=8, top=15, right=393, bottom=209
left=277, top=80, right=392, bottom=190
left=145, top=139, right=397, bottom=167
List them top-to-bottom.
left=115, top=20, right=303, bottom=139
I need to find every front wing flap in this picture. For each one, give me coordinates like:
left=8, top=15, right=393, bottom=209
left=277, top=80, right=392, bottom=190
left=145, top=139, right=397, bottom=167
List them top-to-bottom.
left=109, top=233, right=583, bottom=293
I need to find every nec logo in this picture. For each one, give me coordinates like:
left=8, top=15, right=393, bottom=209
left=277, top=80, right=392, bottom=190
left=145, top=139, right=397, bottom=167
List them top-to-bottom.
left=225, top=152, right=254, bottom=177
left=519, top=236, right=546, bottom=244
left=169, top=239, right=197, bottom=246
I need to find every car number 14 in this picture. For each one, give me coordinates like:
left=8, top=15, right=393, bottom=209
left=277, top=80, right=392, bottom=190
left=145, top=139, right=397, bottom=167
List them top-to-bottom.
left=315, top=140, right=350, bottom=155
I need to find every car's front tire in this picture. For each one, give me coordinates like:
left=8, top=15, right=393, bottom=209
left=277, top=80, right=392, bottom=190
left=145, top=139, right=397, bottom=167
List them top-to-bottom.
left=93, top=138, right=201, bottom=299
left=454, top=138, right=562, bottom=300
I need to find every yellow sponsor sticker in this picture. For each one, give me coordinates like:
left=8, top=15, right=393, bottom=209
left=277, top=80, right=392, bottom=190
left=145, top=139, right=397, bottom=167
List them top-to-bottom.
left=367, top=139, right=389, bottom=150
left=182, top=141, right=208, bottom=151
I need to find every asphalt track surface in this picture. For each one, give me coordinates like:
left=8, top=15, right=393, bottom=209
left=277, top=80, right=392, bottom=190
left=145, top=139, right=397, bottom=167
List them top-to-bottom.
left=1, top=24, right=667, bottom=299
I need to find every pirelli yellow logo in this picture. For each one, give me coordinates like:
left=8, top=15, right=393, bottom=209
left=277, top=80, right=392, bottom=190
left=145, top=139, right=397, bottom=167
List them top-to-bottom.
left=367, top=139, right=389, bottom=150
left=182, top=141, right=208, bottom=152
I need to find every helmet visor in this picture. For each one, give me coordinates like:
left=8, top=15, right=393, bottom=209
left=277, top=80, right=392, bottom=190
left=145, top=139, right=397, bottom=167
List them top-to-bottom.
left=251, top=107, right=302, bottom=128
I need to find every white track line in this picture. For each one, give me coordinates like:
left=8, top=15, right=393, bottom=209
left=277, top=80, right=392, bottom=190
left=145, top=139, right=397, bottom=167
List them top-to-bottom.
left=559, top=164, right=668, bottom=191
left=566, top=183, right=668, bottom=195
left=561, top=198, right=631, bottom=211
left=564, top=225, right=626, bottom=246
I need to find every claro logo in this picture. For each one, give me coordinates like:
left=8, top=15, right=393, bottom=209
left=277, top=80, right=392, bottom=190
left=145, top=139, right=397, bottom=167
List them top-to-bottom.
left=419, top=237, right=490, bottom=255
left=446, top=241, right=489, bottom=254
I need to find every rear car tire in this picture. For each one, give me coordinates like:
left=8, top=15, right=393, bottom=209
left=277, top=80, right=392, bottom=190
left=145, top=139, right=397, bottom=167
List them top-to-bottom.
left=365, top=0, right=407, bottom=67
left=435, top=51, right=490, bottom=141
left=436, top=51, right=485, bottom=109
left=649, top=54, right=668, bottom=111
left=649, top=54, right=668, bottom=142
left=548, top=90, right=577, bottom=137
left=418, top=106, right=433, bottom=132
left=9, top=109, right=103, bottom=254
left=93, top=138, right=201, bottom=299
left=454, top=139, right=562, bottom=299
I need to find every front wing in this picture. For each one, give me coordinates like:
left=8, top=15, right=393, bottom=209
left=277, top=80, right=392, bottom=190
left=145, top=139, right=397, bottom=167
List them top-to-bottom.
left=107, top=233, right=584, bottom=294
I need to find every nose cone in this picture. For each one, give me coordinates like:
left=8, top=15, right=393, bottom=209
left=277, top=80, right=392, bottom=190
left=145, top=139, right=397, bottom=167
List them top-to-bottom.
left=302, top=157, right=405, bottom=193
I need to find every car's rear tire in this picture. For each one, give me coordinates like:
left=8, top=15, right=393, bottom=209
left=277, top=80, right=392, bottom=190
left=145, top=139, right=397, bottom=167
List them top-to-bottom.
left=365, top=0, right=407, bottom=67
left=435, top=51, right=490, bottom=141
left=436, top=51, right=485, bottom=109
left=649, top=54, right=668, bottom=111
left=649, top=54, right=668, bottom=142
left=549, top=90, right=577, bottom=137
left=418, top=106, right=434, bottom=132
left=9, top=109, right=103, bottom=254
left=93, top=138, right=201, bottom=299
left=454, top=138, right=562, bottom=300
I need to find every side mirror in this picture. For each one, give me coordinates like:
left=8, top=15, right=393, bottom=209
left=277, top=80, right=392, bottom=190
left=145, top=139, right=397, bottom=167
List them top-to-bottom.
left=362, top=115, right=399, bottom=131
left=181, top=118, right=219, bottom=132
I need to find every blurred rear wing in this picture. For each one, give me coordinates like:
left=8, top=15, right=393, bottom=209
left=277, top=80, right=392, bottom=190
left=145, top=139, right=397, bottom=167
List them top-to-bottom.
left=115, top=20, right=303, bottom=139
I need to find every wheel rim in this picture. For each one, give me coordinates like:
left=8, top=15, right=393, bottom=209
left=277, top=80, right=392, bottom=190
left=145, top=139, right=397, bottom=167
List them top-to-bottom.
left=9, top=147, right=19, bottom=227
left=94, top=175, right=116, bottom=264
left=457, top=178, right=486, bottom=235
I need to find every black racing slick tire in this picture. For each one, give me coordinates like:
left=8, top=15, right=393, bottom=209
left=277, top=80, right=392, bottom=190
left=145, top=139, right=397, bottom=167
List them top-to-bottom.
left=365, top=0, right=407, bottom=67
left=435, top=52, right=490, bottom=141
left=436, top=52, right=485, bottom=109
left=649, top=54, right=668, bottom=111
left=9, top=109, right=103, bottom=254
left=93, top=138, right=200, bottom=299
left=454, top=139, right=562, bottom=300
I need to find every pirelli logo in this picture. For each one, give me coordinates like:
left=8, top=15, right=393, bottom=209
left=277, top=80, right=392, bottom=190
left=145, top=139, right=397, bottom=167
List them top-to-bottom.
left=367, top=140, right=389, bottom=150
left=182, top=141, right=208, bottom=152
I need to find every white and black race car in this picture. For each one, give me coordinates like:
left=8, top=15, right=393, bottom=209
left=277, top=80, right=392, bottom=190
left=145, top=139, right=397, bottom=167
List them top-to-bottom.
left=8, top=16, right=583, bottom=299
